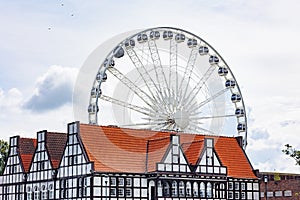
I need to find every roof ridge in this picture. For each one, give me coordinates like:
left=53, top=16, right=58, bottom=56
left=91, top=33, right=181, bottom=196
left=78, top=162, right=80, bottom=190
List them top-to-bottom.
left=81, top=123, right=237, bottom=139
left=47, top=132, right=67, bottom=135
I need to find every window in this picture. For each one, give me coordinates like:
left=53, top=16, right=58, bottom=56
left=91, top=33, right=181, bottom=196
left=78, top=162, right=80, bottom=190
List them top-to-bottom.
left=173, top=155, right=179, bottom=163
left=68, top=156, right=78, bottom=165
left=9, top=166, right=15, bottom=174
left=78, top=177, right=83, bottom=197
left=110, top=177, right=116, bottom=186
left=118, top=178, right=124, bottom=186
left=126, top=178, right=132, bottom=186
left=60, top=179, right=68, bottom=198
left=157, top=181, right=163, bottom=196
left=171, top=181, right=177, bottom=197
left=179, top=181, right=185, bottom=197
left=163, top=182, right=170, bottom=197
left=186, top=182, right=192, bottom=197
left=193, top=182, right=198, bottom=197
left=200, top=182, right=205, bottom=197
left=207, top=182, right=212, bottom=198
left=228, top=182, right=233, bottom=190
left=235, top=182, right=239, bottom=190
left=241, top=183, right=245, bottom=190
left=41, top=185, right=47, bottom=200
left=110, top=188, right=116, bottom=197
left=118, top=188, right=124, bottom=197
left=126, top=189, right=132, bottom=197
left=42, top=190, right=47, bottom=200
left=48, top=190, right=54, bottom=199
left=34, top=191, right=40, bottom=200
left=228, top=191, right=233, bottom=199
left=235, top=192, right=240, bottom=199
left=241, top=192, right=246, bottom=199
left=27, top=193, right=32, bottom=200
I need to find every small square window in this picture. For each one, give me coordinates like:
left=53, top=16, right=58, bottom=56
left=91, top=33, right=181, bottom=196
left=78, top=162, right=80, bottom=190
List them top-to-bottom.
left=172, top=136, right=179, bottom=144
left=206, top=139, right=213, bottom=147
left=172, top=155, right=179, bottom=163
left=110, top=178, right=116, bottom=186
left=118, top=178, right=124, bottom=186
left=126, top=178, right=132, bottom=186
left=228, top=182, right=233, bottom=190
left=235, top=182, right=239, bottom=190
left=241, top=183, right=245, bottom=190
left=110, top=188, right=116, bottom=196
left=118, top=188, right=124, bottom=197
left=126, top=188, right=132, bottom=197
left=228, top=191, right=233, bottom=199
left=235, top=192, right=239, bottom=199
left=241, top=192, right=246, bottom=199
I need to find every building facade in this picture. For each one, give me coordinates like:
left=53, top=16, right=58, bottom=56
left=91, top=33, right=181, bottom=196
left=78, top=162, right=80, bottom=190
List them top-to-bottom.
left=0, top=121, right=260, bottom=199
left=259, top=172, right=300, bottom=200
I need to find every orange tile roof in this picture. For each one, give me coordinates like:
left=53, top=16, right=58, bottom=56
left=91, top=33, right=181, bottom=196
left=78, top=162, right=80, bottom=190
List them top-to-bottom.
left=79, top=123, right=257, bottom=178
left=46, top=132, right=67, bottom=168
left=181, top=136, right=205, bottom=165
left=215, top=137, right=257, bottom=179
left=19, top=138, right=37, bottom=172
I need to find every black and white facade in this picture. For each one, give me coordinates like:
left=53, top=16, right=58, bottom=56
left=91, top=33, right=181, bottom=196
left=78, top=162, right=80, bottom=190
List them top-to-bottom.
left=0, top=122, right=260, bottom=200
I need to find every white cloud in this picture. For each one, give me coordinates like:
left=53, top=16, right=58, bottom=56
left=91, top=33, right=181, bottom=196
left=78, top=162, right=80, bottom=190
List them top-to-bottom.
left=23, top=65, right=78, bottom=112
left=0, top=66, right=77, bottom=141
left=0, top=88, right=23, bottom=115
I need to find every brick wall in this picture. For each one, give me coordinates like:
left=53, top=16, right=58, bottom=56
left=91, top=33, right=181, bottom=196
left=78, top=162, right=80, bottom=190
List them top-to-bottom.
left=260, top=179, right=300, bottom=200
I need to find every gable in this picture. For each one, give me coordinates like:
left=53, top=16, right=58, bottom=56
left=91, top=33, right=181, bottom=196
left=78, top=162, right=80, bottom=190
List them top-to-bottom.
left=57, top=122, right=93, bottom=178
left=27, top=131, right=53, bottom=181
left=46, top=132, right=67, bottom=168
left=157, top=135, right=191, bottom=173
left=1, top=136, right=34, bottom=184
left=19, top=137, right=37, bottom=172
left=195, top=138, right=227, bottom=175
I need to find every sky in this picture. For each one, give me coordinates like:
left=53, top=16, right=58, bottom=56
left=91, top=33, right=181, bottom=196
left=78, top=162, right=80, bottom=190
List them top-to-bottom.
left=0, top=0, right=299, bottom=174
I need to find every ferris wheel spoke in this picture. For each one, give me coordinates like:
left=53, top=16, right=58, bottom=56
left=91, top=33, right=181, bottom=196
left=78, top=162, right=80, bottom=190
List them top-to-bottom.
left=169, top=39, right=179, bottom=109
left=148, top=40, right=169, bottom=91
left=148, top=40, right=173, bottom=113
left=125, top=47, right=170, bottom=112
left=178, top=47, right=198, bottom=105
left=125, top=48, right=161, bottom=98
left=184, top=65, right=216, bottom=106
left=107, top=67, right=160, bottom=111
left=189, top=88, right=230, bottom=115
left=99, top=95, right=152, bottom=116
left=189, top=114, right=236, bottom=120
left=120, top=121, right=168, bottom=127
left=189, top=123, right=217, bottom=135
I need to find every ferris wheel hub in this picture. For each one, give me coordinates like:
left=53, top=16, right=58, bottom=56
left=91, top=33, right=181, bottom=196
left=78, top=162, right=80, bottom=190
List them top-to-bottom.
left=174, top=109, right=190, bottom=129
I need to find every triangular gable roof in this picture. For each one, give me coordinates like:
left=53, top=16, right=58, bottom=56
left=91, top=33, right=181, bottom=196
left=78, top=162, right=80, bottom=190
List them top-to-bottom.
left=79, top=123, right=257, bottom=178
left=46, top=132, right=67, bottom=168
left=181, top=136, right=205, bottom=165
left=19, top=138, right=37, bottom=172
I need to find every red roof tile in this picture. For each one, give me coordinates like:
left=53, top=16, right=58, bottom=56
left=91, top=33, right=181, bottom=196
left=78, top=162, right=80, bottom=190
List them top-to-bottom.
left=79, top=124, right=257, bottom=178
left=46, top=132, right=67, bottom=168
left=182, top=136, right=205, bottom=165
left=215, top=137, right=257, bottom=178
left=19, top=138, right=36, bottom=172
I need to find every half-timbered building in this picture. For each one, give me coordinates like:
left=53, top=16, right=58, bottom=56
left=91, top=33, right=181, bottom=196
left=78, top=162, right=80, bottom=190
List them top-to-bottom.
left=0, top=121, right=260, bottom=199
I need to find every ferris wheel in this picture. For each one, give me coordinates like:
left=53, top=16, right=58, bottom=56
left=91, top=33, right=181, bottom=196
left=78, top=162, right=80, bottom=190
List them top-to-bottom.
left=87, top=27, right=247, bottom=148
